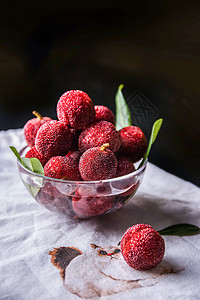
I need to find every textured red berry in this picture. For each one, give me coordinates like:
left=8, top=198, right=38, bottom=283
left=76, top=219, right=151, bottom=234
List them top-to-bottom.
left=57, top=90, right=95, bottom=129
left=94, top=105, right=115, bottom=124
left=24, top=111, right=51, bottom=148
left=35, top=120, right=72, bottom=158
left=79, top=120, right=121, bottom=153
left=119, top=126, right=147, bottom=162
left=79, top=144, right=117, bottom=181
left=25, top=146, right=49, bottom=167
left=65, top=150, right=82, bottom=163
left=115, top=155, right=135, bottom=178
left=44, top=156, right=81, bottom=181
left=72, top=188, right=113, bottom=218
left=120, top=224, right=165, bottom=270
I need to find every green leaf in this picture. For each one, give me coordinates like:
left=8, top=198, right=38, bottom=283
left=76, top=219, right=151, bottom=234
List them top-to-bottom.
left=115, top=84, right=132, bottom=130
left=138, top=118, right=163, bottom=169
left=9, top=146, right=23, bottom=165
left=10, top=146, right=44, bottom=176
left=10, top=146, right=44, bottom=197
left=21, top=157, right=34, bottom=172
left=29, top=158, right=44, bottom=176
left=24, top=182, right=41, bottom=198
left=158, top=223, right=200, bottom=236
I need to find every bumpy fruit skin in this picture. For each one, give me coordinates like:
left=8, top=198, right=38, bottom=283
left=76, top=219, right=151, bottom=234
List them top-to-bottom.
left=57, top=90, right=95, bottom=129
left=94, top=105, right=115, bottom=124
left=24, top=116, right=51, bottom=148
left=35, top=120, right=72, bottom=158
left=79, top=121, right=121, bottom=153
left=119, top=126, right=147, bottom=162
left=25, top=146, right=49, bottom=167
left=79, top=146, right=117, bottom=181
left=65, top=150, right=82, bottom=163
left=116, top=155, right=135, bottom=178
left=44, top=156, right=82, bottom=181
left=72, top=188, right=113, bottom=218
left=120, top=224, right=165, bottom=270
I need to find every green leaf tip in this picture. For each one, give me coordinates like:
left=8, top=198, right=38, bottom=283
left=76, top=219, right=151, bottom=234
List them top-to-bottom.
left=115, top=84, right=132, bottom=131
left=138, top=118, right=163, bottom=169
left=9, top=146, right=44, bottom=176
left=9, top=146, right=23, bottom=164
left=158, top=223, right=200, bottom=236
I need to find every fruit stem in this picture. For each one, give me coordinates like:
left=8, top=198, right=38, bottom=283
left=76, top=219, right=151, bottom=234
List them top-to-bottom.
left=32, top=111, right=43, bottom=120
left=100, top=143, right=110, bottom=151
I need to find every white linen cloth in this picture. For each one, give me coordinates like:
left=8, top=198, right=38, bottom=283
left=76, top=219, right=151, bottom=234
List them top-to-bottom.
left=0, top=129, right=200, bottom=300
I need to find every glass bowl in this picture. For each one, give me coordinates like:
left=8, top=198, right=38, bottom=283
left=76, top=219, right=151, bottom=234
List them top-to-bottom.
left=17, top=146, right=147, bottom=219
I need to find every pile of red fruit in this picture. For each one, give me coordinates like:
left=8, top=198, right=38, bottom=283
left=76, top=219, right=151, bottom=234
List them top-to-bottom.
left=23, top=90, right=148, bottom=217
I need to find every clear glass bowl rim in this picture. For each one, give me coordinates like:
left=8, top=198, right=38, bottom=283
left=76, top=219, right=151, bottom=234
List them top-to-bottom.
left=18, top=146, right=148, bottom=185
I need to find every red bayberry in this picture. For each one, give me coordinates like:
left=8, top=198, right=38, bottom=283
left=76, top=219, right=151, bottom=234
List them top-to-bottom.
left=57, top=90, right=95, bottom=129
left=94, top=105, right=115, bottom=124
left=24, top=111, right=51, bottom=148
left=35, top=120, right=72, bottom=158
left=79, top=120, right=121, bottom=153
left=119, top=126, right=147, bottom=162
left=79, top=144, right=117, bottom=181
left=25, top=146, right=49, bottom=167
left=65, top=150, right=82, bottom=163
left=115, top=155, right=135, bottom=178
left=44, top=156, right=81, bottom=181
left=42, top=182, right=67, bottom=198
left=37, top=186, right=72, bottom=216
left=72, top=188, right=113, bottom=218
left=120, top=224, right=165, bottom=270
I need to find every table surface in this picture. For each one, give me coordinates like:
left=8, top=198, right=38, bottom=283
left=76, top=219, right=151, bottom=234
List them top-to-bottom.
left=0, top=129, right=200, bottom=300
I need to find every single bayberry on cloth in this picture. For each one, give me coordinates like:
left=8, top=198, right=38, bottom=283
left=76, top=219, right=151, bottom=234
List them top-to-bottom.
left=57, top=90, right=95, bottom=129
left=94, top=105, right=115, bottom=124
left=24, top=111, right=52, bottom=148
left=35, top=120, right=72, bottom=158
left=78, top=120, right=121, bottom=153
left=79, top=143, right=117, bottom=181
left=120, top=224, right=165, bottom=270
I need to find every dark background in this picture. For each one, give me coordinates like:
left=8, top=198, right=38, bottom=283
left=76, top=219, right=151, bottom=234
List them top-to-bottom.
left=1, top=1, right=200, bottom=186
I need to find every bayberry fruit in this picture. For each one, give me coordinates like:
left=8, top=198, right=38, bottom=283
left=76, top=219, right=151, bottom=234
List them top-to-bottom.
left=57, top=90, right=95, bottom=129
left=94, top=105, right=115, bottom=124
left=24, top=111, right=51, bottom=148
left=35, top=120, right=72, bottom=158
left=79, top=120, right=121, bottom=153
left=119, top=126, right=147, bottom=162
left=79, top=144, right=117, bottom=181
left=25, top=146, right=49, bottom=167
left=65, top=150, right=82, bottom=163
left=115, top=155, right=135, bottom=178
left=44, top=156, right=81, bottom=181
left=73, top=188, right=113, bottom=218
left=120, top=224, right=165, bottom=270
